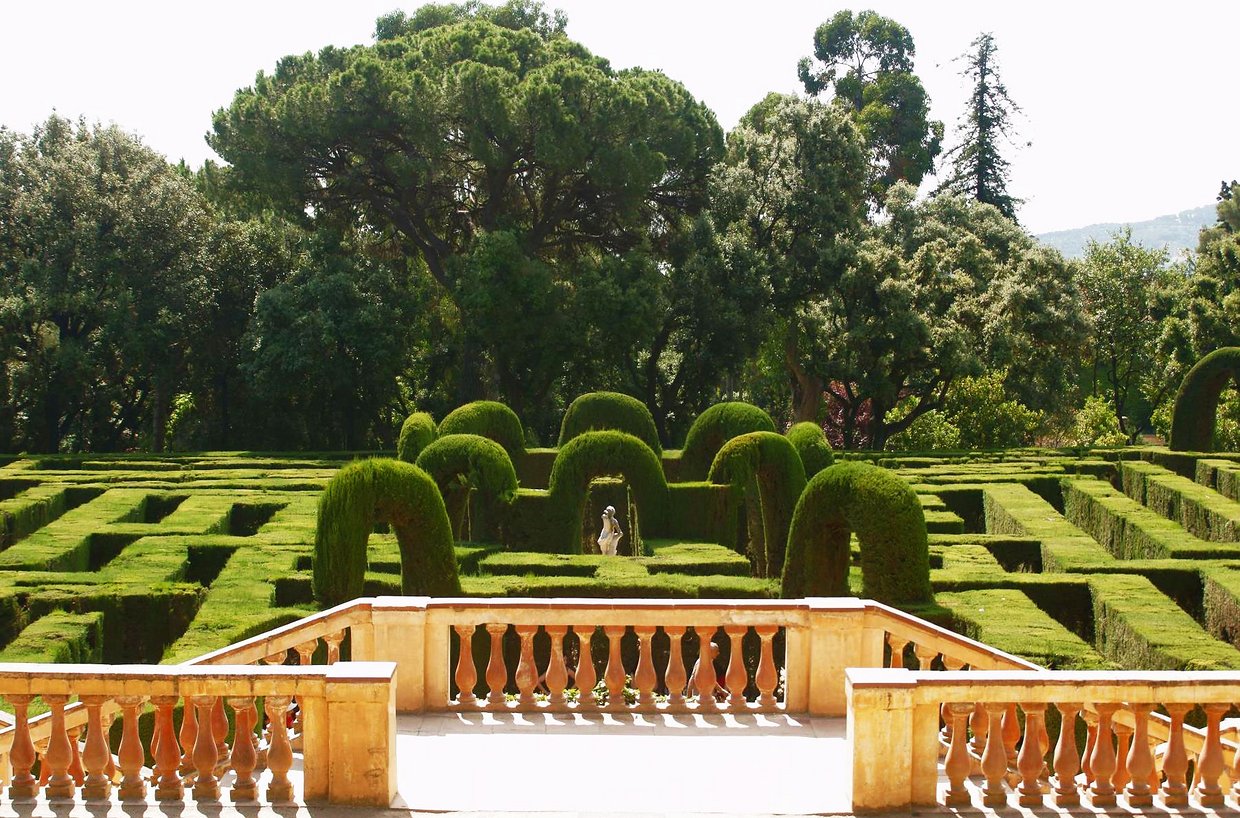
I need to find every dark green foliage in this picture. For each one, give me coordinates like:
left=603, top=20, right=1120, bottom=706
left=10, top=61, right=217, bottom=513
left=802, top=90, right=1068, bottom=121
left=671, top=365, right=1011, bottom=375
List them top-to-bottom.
left=1170, top=347, right=1240, bottom=451
left=558, top=392, right=662, bottom=455
left=438, top=401, right=526, bottom=459
left=679, top=402, right=776, bottom=480
left=397, top=412, right=438, bottom=463
left=786, top=422, right=835, bottom=477
left=546, top=431, right=668, bottom=554
left=709, top=432, right=807, bottom=578
left=415, top=434, right=518, bottom=541
left=313, top=458, right=460, bottom=607
left=783, top=461, right=932, bottom=603
left=665, top=482, right=737, bottom=549
left=0, top=611, right=103, bottom=663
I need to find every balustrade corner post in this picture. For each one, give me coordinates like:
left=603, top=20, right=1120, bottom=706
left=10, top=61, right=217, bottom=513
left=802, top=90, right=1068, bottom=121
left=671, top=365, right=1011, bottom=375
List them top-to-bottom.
left=369, top=596, right=431, bottom=712
left=803, top=598, right=870, bottom=716
left=310, top=661, right=398, bottom=807
left=845, top=668, right=923, bottom=811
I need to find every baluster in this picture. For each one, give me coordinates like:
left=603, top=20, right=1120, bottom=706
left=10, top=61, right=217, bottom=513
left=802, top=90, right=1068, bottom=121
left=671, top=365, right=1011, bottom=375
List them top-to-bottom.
left=453, top=623, right=478, bottom=706
left=484, top=623, right=509, bottom=708
left=514, top=625, right=539, bottom=706
left=545, top=625, right=569, bottom=706
left=573, top=625, right=597, bottom=708
left=603, top=625, right=627, bottom=711
left=633, top=625, right=658, bottom=708
left=664, top=625, right=688, bottom=711
left=724, top=625, right=749, bottom=711
left=754, top=625, right=779, bottom=710
left=694, top=626, right=720, bottom=711
left=323, top=630, right=345, bottom=663
left=886, top=634, right=908, bottom=669
left=294, top=639, right=316, bottom=665
left=913, top=643, right=937, bottom=671
left=263, top=649, right=288, bottom=666
left=940, top=658, right=965, bottom=746
left=179, top=693, right=198, bottom=775
left=7, top=694, right=37, bottom=799
left=43, top=694, right=74, bottom=799
left=116, top=695, right=147, bottom=801
left=212, top=695, right=230, bottom=772
left=81, top=696, right=112, bottom=801
left=152, top=696, right=183, bottom=800
left=191, top=696, right=220, bottom=800
left=264, top=696, right=294, bottom=802
left=228, top=697, right=259, bottom=801
left=969, top=702, right=988, bottom=758
left=981, top=702, right=1009, bottom=806
left=1053, top=702, right=1082, bottom=806
left=1088, top=702, right=1118, bottom=806
left=1160, top=702, right=1190, bottom=806
left=1197, top=702, right=1228, bottom=806
left=944, top=703, right=975, bottom=806
left=1002, top=703, right=1021, bottom=777
left=1018, top=703, right=1046, bottom=806
left=1125, top=703, right=1154, bottom=806
left=1081, top=709, right=1098, bottom=786
left=103, top=710, right=117, bottom=782
left=1112, top=720, right=1132, bottom=791
left=67, top=725, right=85, bottom=786
left=36, top=738, right=50, bottom=786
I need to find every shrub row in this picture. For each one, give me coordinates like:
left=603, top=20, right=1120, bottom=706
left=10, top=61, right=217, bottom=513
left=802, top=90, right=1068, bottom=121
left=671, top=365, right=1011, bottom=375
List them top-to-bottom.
left=1120, top=461, right=1240, bottom=541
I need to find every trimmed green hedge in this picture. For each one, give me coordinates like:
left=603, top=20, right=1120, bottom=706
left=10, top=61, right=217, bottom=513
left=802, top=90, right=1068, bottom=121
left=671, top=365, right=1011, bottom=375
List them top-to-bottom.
left=1170, top=347, right=1240, bottom=452
left=558, top=392, right=662, bottom=456
left=438, top=401, right=525, bottom=459
left=679, top=402, right=776, bottom=480
left=396, top=412, right=438, bottom=463
left=786, top=422, right=835, bottom=478
left=709, top=432, right=806, bottom=577
left=415, top=434, right=518, bottom=542
left=313, top=458, right=460, bottom=607
left=1121, top=460, right=1240, bottom=542
left=782, top=462, right=932, bottom=604
left=983, top=483, right=1114, bottom=571
left=936, top=589, right=1111, bottom=669
left=0, top=611, right=104, bottom=663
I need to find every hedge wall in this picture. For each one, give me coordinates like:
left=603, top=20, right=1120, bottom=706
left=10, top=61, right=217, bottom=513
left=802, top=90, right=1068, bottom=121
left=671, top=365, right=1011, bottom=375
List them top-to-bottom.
left=558, top=392, right=662, bottom=456
left=679, top=402, right=776, bottom=480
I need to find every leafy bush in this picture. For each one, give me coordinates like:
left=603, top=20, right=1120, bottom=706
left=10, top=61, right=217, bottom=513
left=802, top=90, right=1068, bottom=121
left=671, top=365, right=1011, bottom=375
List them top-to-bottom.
left=886, top=373, right=1043, bottom=450
left=558, top=392, right=662, bottom=455
left=1071, top=395, right=1129, bottom=448
left=438, top=401, right=525, bottom=459
left=680, top=402, right=776, bottom=479
left=396, top=412, right=437, bottom=463
left=785, top=422, right=835, bottom=477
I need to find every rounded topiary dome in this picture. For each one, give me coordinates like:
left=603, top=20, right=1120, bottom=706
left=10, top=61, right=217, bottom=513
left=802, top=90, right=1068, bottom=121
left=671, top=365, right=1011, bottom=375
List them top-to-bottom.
left=1170, top=347, right=1240, bottom=452
left=558, top=391, right=662, bottom=455
left=438, top=401, right=526, bottom=459
left=680, top=402, right=777, bottom=480
left=396, top=412, right=438, bottom=463
left=785, top=422, right=835, bottom=478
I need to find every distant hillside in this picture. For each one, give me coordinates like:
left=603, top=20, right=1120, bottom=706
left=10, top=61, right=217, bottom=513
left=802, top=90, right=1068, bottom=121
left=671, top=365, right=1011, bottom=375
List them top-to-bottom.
left=1037, top=204, right=1217, bottom=259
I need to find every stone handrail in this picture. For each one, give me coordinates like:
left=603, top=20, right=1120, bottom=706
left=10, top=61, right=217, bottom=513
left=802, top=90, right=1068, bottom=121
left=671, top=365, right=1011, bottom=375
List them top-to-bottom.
left=848, top=668, right=1240, bottom=812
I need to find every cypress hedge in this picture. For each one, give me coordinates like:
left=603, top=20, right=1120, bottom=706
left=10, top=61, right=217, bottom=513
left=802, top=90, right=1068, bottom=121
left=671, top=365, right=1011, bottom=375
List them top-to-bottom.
left=1170, top=347, right=1240, bottom=452
left=558, top=391, right=662, bottom=455
left=438, top=401, right=526, bottom=459
left=679, top=402, right=776, bottom=480
left=396, top=412, right=438, bottom=463
left=786, top=422, right=835, bottom=478
left=708, top=432, right=807, bottom=578
left=415, top=434, right=518, bottom=541
left=313, top=458, right=460, bottom=607
left=782, top=461, right=932, bottom=604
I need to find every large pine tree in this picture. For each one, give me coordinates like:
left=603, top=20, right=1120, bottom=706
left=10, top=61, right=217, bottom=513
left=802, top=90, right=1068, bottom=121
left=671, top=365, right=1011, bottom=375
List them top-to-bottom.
left=936, top=33, right=1023, bottom=221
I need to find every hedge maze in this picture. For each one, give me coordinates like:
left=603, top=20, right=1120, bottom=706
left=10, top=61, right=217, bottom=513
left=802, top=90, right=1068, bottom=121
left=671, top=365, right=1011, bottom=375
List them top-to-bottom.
left=3, top=393, right=1240, bottom=676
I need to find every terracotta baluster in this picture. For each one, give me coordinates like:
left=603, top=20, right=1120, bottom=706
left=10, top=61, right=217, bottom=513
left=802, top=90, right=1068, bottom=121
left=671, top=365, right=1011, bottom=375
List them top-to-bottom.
left=453, top=623, right=478, bottom=705
left=484, top=623, right=509, bottom=708
left=514, top=625, right=539, bottom=706
left=545, top=625, right=569, bottom=707
left=573, top=625, right=598, bottom=708
left=603, top=625, right=627, bottom=711
left=633, top=625, right=658, bottom=708
left=663, top=625, right=688, bottom=710
left=724, top=625, right=749, bottom=711
left=754, top=625, right=779, bottom=710
left=694, top=626, right=720, bottom=711
left=323, top=630, right=345, bottom=664
left=886, top=634, right=908, bottom=669
left=291, top=639, right=316, bottom=741
left=294, top=639, right=317, bottom=665
left=914, top=643, right=937, bottom=671
left=263, top=649, right=288, bottom=666
left=940, top=657, right=965, bottom=746
left=7, top=694, right=37, bottom=799
left=43, top=694, right=74, bottom=799
left=178, top=694, right=198, bottom=775
left=116, top=695, right=147, bottom=801
left=211, top=695, right=230, bottom=771
left=81, top=696, right=112, bottom=800
left=152, top=696, right=184, bottom=800
left=191, top=696, right=220, bottom=800
left=264, top=696, right=294, bottom=802
left=228, top=697, right=259, bottom=801
left=969, top=702, right=988, bottom=758
left=981, top=702, right=1009, bottom=806
left=1053, top=702, right=1082, bottom=806
left=1088, top=702, right=1119, bottom=806
left=1197, top=702, right=1228, bottom=806
left=944, top=703, right=975, bottom=806
left=1002, top=703, right=1021, bottom=776
left=1017, top=703, right=1046, bottom=806
left=1125, top=703, right=1154, bottom=806
left=1160, top=703, right=1191, bottom=807
left=1081, top=709, right=1098, bottom=786
left=102, top=710, right=117, bottom=781
left=1038, top=716, right=1051, bottom=781
left=1112, top=720, right=1132, bottom=791
left=67, top=725, right=85, bottom=786
left=35, top=738, right=50, bottom=786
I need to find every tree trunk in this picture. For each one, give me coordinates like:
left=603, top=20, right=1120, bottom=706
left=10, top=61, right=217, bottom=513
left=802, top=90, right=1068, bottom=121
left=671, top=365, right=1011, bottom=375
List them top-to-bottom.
left=784, top=335, right=823, bottom=423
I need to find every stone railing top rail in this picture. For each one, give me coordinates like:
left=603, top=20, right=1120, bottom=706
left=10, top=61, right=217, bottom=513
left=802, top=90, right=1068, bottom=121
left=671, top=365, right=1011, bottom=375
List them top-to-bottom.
left=849, top=667, right=1240, bottom=700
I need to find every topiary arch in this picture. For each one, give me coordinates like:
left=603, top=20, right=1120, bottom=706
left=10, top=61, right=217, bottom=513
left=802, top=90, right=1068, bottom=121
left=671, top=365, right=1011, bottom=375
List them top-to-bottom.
left=1170, top=347, right=1240, bottom=452
left=558, top=391, right=662, bottom=455
left=438, top=401, right=526, bottom=459
left=680, top=401, right=777, bottom=480
left=396, top=411, right=438, bottom=463
left=785, top=421, right=835, bottom=478
left=546, top=431, right=669, bottom=554
left=708, top=432, right=807, bottom=578
left=415, top=434, right=518, bottom=541
left=314, top=458, right=461, bottom=607
left=781, top=461, right=931, bottom=604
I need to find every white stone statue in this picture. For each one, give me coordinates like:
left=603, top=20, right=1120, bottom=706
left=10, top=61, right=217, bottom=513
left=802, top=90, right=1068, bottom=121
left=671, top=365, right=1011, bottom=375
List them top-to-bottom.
left=597, top=505, right=624, bottom=557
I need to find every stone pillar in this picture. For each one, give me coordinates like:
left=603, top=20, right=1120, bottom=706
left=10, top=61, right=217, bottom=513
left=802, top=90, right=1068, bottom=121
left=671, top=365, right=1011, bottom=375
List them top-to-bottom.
left=369, top=596, right=431, bottom=712
left=792, top=598, right=871, bottom=716
left=301, top=661, right=398, bottom=807
left=846, top=668, right=937, bottom=811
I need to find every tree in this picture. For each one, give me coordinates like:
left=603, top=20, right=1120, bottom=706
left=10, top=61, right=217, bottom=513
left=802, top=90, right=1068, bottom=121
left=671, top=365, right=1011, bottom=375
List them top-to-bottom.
left=798, top=10, right=943, bottom=202
left=936, top=33, right=1024, bottom=221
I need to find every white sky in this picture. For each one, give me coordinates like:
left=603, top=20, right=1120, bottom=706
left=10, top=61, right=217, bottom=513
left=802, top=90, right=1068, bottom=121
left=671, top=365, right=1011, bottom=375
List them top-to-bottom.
left=2, top=1, right=1236, bottom=234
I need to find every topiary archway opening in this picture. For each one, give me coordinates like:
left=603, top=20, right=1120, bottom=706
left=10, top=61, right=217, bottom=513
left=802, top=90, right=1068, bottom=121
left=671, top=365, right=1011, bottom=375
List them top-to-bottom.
left=1170, top=347, right=1240, bottom=452
left=546, top=431, right=669, bottom=554
left=415, top=433, right=518, bottom=542
left=314, top=458, right=461, bottom=607
left=781, top=461, right=932, bottom=604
